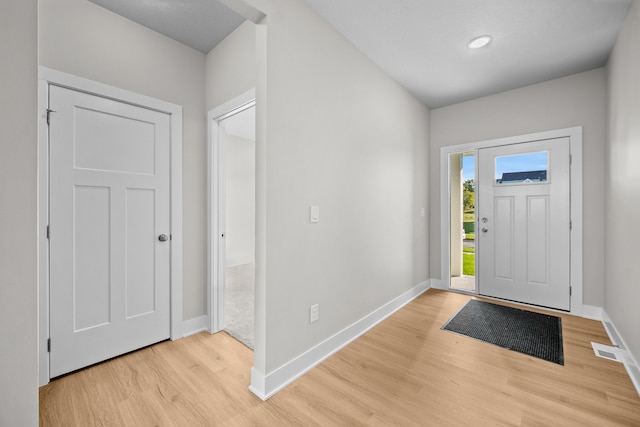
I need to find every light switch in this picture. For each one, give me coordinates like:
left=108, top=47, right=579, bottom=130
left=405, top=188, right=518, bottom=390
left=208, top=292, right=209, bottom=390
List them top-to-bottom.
left=310, top=206, right=320, bottom=223
left=310, top=304, right=319, bottom=323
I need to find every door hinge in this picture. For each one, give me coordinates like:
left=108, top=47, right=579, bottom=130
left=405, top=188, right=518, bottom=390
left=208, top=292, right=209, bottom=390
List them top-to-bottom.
left=46, top=108, right=56, bottom=126
left=569, top=154, right=572, bottom=165
left=569, top=220, right=573, bottom=230
left=46, top=225, right=50, bottom=239
left=570, top=286, right=572, bottom=296
left=47, top=338, right=51, bottom=353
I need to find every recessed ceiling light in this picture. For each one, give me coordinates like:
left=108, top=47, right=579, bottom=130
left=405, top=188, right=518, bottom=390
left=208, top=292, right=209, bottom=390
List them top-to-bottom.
left=467, top=35, right=492, bottom=49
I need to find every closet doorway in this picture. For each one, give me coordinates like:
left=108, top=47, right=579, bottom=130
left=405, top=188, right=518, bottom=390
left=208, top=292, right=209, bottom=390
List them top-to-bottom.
left=208, top=91, right=256, bottom=348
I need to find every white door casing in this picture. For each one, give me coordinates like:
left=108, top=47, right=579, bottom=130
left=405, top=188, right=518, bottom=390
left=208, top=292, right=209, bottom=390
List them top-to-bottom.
left=48, top=85, right=171, bottom=377
left=207, top=89, right=256, bottom=333
left=477, top=138, right=571, bottom=310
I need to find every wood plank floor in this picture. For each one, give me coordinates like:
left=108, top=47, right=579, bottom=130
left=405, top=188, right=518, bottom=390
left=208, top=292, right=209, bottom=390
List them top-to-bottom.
left=40, top=289, right=640, bottom=426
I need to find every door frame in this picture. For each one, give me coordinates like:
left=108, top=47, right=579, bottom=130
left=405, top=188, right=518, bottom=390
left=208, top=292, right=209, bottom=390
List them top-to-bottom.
left=38, top=67, right=184, bottom=386
left=207, top=89, right=256, bottom=333
left=439, top=127, right=583, bottom=315
left=447, top=151, right=478, bottom=292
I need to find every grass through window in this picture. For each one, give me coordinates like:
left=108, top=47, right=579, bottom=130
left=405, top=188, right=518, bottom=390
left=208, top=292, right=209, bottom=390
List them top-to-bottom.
left=463, top=250, right=475, bottom=276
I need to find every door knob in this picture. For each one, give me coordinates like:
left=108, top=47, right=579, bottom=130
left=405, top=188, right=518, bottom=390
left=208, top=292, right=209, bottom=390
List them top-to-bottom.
left=482, top=227, right=488, bottom=233
left=158, top=234, right=169, bottom=242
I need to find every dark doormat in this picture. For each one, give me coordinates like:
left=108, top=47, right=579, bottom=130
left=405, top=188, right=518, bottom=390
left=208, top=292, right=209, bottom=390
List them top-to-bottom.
left=442, top=299, right=564, bottom=365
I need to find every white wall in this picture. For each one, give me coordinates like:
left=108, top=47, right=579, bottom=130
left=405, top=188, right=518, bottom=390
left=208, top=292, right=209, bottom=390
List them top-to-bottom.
left=0, top=0, right=39, bottom=424
left=38, top=0, right=208, bottom=320
left=220, top=0, right=431, bottom=376
left=605, top=0, right=640, bottom=363
left=205, top=18, right=265, bottom=369
left=206, top=19, right=258, bottom=269
left=206, top=21, right=257, bottom=110
left=430, top=68, right=606, bottom=307
left=225, top=134, right=256, bottom=267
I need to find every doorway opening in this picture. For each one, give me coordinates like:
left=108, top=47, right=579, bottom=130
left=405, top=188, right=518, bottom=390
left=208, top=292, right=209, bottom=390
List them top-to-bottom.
left=38, top=68, right=184, bottom=385
left=208, top=90, right=256, bottom=350
left=220, top=106, right=256, bottom=348
left=440, top=127, right=584, bottom=315
left=449, top=152, right=476, bottom=292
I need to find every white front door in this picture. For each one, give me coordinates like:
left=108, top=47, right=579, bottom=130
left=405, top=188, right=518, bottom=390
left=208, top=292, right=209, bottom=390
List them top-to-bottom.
left=49, top=85, right=171, bottom=377
left=477, top=138, right=571, bottom=310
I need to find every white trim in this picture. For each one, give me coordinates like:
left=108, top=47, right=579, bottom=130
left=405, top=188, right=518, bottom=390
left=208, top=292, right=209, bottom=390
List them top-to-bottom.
left=37, top=67, right=184, bottom=385
left=38, top=67, right=181, bottom=114
left=38, top=79, right=50, bottom=387
left=207, top=89, right=256, bottom=334
left=169, top=100, right=184, bottom=341
left=439, top=127, right=583, bottom=315
left=440, top=151, right=452, bottom=293
left=428, top=278, right=446, bottom=290
left=249, top=281, right=430, bottom=400
left=582, top=305, right=603, bottom=321
left=601, top=310, right=640, bottom=397
left=182, top=315, right=209, bottom=338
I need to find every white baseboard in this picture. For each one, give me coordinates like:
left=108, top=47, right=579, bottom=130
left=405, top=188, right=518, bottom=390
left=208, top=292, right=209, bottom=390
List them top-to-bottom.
left=227, top=256, right=255, bottom=268
left=429, top=278, right=445, bottom=290
left=431, top=278, right=602, bottom=322
left=249, top=281, right=430, bottom=400
left=582, top=305, right=603, bottom=321
left=601, top=310, right=640, bottom=397
left=182, top=315, right=209, bottom=338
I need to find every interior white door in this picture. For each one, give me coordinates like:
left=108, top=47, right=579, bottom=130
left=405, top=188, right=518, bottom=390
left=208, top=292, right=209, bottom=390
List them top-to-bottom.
left=49, top=85, right=171, bottom=377
left=478, top=138, right=571, bottom=310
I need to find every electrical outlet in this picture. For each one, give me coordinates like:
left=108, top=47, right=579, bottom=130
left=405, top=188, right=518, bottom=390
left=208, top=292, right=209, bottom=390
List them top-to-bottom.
left=310, top=304, right=319, bottom=323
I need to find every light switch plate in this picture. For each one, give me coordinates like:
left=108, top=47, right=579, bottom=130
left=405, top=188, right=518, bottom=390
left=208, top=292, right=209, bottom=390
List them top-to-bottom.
left=310, top=206, right=319, bottom=223
left=310, top=304, right=319, bottom=323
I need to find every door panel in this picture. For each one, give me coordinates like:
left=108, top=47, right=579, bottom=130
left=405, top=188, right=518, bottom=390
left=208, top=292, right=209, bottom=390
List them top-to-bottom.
left=49, top=85, right=171, bottom=377
left=74, top=105, right=156, bottom=174
left=478, top=138, right=570, bottom=310
left=73, top=185, right=111, bottom=332
left=125, top=188, right=157, bottom=319
left=526, top=195, right=549, bottom=285
left=493, top=196, right=514, bottom=280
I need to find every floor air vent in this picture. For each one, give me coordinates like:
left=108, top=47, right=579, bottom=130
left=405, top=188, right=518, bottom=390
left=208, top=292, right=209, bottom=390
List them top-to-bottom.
left=591, top=342, right=622, bottom=363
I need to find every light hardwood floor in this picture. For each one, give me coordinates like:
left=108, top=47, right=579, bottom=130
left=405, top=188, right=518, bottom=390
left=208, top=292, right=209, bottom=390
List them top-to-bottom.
left=40, top=289, right=640, bottom=426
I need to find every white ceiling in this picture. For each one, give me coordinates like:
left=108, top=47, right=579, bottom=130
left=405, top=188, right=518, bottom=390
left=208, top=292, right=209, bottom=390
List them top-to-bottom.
left=88, top=0, right=245, bottom=54
left=89, top=0, right=632, bottom=108
left=302, top=0, right=632, bottom=107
